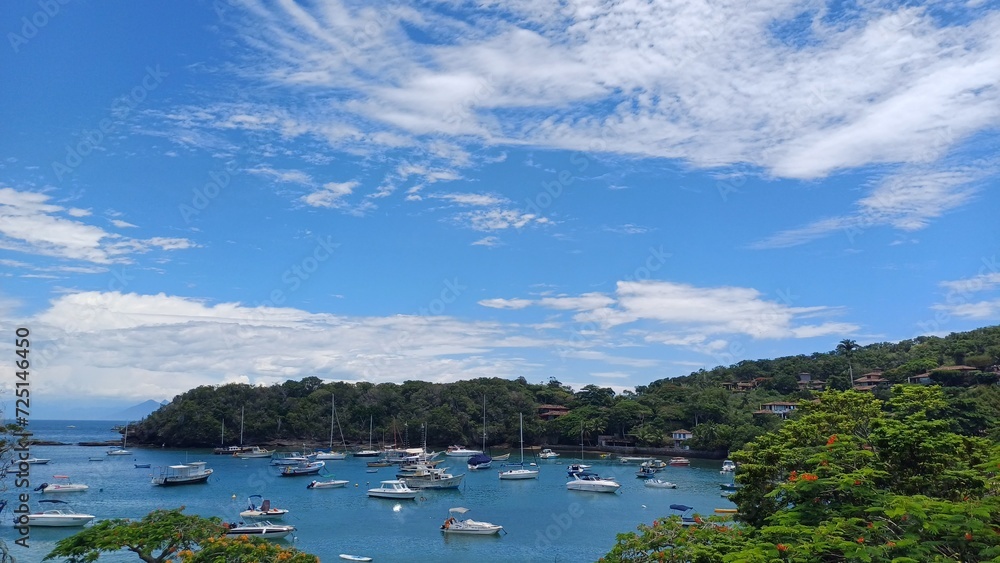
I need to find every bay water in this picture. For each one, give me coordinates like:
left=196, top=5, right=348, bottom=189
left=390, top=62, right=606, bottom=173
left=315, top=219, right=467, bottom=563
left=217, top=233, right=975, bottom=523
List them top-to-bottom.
left=3, top=421, right=735, bottom=562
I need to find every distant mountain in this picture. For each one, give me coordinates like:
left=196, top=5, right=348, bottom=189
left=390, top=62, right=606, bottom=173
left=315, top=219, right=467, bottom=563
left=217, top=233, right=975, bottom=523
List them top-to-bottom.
left=113, top=399, right=168, bottom=421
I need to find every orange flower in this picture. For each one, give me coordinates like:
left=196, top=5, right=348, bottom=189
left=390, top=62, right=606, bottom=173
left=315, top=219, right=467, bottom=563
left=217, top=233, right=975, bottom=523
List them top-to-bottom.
left=827, top=434, right=837, bottom=446
left=821, top=460, right=829, bottom=466
left=789, top=470, right=798, bottom=482
left=802, top=473, right=818, bottom=481
left=853, top=480, right=861, bottom=486
left=867, top=522, right=873, bottom=528
left=965, top=532, right=973, bottom=541
left=857, top=537, right=864, bottom=544
left=886, top=541, right=896, bottom=548
left=776, top=544, right=788, bottom=552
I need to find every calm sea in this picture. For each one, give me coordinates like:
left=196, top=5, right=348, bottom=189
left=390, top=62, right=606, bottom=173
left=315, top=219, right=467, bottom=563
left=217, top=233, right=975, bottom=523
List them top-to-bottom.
left=2, top=420, right=735, bottom=563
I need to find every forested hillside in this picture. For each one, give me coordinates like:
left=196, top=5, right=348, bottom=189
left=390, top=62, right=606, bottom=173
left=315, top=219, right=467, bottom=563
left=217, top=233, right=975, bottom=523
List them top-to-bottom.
left=131, top=326, right=1000, bottom=449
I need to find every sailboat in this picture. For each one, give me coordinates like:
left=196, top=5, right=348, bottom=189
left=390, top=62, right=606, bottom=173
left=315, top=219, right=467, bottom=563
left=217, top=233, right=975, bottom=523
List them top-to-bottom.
left=315, top=395, right=347, bottom=460
left=468, top=396, right=493, bottom=471
left=234, top=406, right=273, bottom=458
left=498, top=413, right=538, bottom=480
left=353, top=416, right=380, bottom=457
left=106, top=422, right=131, bottom=455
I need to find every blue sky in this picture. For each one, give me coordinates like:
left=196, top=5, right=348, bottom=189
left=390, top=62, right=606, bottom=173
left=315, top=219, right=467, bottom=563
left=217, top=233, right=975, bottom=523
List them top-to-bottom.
left=2, top=0, right=998, bottom=418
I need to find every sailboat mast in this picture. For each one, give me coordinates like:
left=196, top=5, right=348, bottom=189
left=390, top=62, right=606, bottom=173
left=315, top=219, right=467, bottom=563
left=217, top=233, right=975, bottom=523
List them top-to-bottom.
left=329, top=395, right=335, bottom=449
left=482, top=395, right=487, bottom=451
left=240, top=406, right=244, bottom=447
left=519, top=412, right=524, bottom=463
left=221, top=418, right=224, bottom=446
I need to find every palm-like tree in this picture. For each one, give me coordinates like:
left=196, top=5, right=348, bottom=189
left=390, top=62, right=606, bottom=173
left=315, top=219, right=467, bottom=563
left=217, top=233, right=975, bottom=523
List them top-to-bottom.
left=837, top=339, right=859, bottom=380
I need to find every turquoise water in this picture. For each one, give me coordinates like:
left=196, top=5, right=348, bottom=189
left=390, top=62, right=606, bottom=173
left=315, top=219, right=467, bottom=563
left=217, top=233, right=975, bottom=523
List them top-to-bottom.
left=3, top=421, right=735, bottom=562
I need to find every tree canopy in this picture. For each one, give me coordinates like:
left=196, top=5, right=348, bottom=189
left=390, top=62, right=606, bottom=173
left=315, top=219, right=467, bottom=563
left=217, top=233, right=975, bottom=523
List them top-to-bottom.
left=600, top=386, right=1000, bottom=562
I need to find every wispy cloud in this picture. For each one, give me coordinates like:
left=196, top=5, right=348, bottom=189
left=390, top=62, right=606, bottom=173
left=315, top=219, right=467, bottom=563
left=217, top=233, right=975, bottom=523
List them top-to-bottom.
left=751, top=165, right=989, bottom=248
left=301, top=181, right=359, bottom=208
left=0, top=187, right=194, bottom=264
left=933, top=271, right=1000, bottom=320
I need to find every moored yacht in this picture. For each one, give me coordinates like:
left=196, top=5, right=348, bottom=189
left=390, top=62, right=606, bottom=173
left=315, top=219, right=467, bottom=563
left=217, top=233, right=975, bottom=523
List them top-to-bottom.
left=566, top=471, right=621, bottom=493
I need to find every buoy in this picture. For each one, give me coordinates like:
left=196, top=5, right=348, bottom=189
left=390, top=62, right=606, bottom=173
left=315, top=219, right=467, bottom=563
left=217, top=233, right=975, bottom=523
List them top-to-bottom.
left=355, top=483, right=359, bottom=487
left=232, top=494, right=237, bottom=499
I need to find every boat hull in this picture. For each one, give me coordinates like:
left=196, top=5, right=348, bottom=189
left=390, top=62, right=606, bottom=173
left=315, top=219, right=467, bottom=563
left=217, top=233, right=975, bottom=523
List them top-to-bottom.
left=498, top=469, right=538, bottom=480
left=153, top=473, right=212, bottom=486
left=308, top=479, right=349, bottom=489
left=27, top=514, right=94, bottom=527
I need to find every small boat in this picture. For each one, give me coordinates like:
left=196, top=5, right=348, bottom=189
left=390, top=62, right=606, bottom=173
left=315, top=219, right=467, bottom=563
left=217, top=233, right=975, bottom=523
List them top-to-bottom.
left=499, top=414, right=539, bottom=480
left=107, top=421, right=132, bottom=455
left=445, top=445, right=483, bottom=457
left=234, top=446, right=273, bottom=459
left=538, top=449, right=560, bottom=459
left=314, top=450, right=347, bottom=460
left=270, top=452, right=310, bottom=466
left=467, top=453, right=493, bottom=471
left=491, top=453, right=510, bottom=461
left=618, top=456, right=653, bottom=464
left=88, top=457, right=104, bottom=462
left=668, top=457, right=691, bottom=467
left=24, top=458, right=50, bottom=465
left=366, top=459, right=392, bottom=467
left=643, top=459, right=667, bottom=470
left=720, top=459, right=736, bottom=473
left=280, top=460, right=325, bottom=476
left=151, top=462, right=213, bottom=486
left=134, top=463, right=151, bottom=468
left=567, top=463, right=592, bottom=475
left=635, top=466, right=657, bottom=479
left=365, top=469, right=378, bottom=473
left=403, top=469, right=465, bottom=490
left=566, top=472, right=621, bottom=493
left=35, top=476, right=88, bottom=493
left=307, top=479, right=349, bottom=489
left=645, top=479, right=678, bottom=489
left=367, top=480, right=418, bottom=500
left=720, top=482, right=739, bottom=491
left=240, top=495, right=289, bottom=520
left=24, top=500, right=95, bottom=527
left=670, top=504, right=699, bottom=526
left=440, top=507, right=505, bottom=535
left=224, top=520, right=295, bottom=539
left=339, top=555, right=373, bottom=562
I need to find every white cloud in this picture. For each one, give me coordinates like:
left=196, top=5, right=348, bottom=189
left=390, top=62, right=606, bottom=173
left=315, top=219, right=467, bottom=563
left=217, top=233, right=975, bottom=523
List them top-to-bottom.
left=247, top=165, right=314, bottom=185
left=752, top=165, right=988, bottom=248
left=301, top=181, right=359, bottom=208
left=0, top=187, right=195, bottom=264
left=432, top=193, right=506, bottom=206
left=459, top=208, right=549, bottom=231
left=111, top=219, right=138, bottom=228
left=471, top=236, right=501, bottom=247
left=932, top=271, right=1000, bottom=319
left=487, top=279, right=858, bottom=346
left=478, top=297, right=533, bottom=309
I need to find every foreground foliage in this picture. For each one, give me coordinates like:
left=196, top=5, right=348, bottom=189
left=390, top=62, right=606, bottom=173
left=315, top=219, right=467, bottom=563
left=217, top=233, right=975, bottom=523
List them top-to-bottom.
left=601, top=387, right=1000, bottom=562
left=44, top=508, right=317, bottom=563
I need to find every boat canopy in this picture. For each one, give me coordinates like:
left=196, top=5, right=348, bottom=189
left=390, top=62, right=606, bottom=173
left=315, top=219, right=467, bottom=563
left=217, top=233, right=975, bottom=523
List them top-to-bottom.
left=467, top=454, right=492, bottom=465
left=39, top=499, right=70, bottom=504
left=670, top=504, right=694, bottom=511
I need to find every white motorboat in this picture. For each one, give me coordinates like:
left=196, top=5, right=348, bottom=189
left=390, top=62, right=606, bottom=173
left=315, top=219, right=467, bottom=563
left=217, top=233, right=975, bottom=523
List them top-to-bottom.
left=499, top=413, right=539, bottom=480
left=234, top=446, right=273, bottom=459
left=446, top=446, right=483, bottom=457
left=538, top=448, right=560, bottom=459
left=314, top=451, right=347, bottom=460
left=668, top=457, right=691, bottom=466
left=24, top=458, right=50, bottom=465
left=720, top=459, right=736, bottom=473
left=279, top=460, right=325, bottom=476
left=151, top=461, right=213, bottom=486
left=567, top=463, right=592, bottom=474
left=566, top=472, right=621, bottom=493
left=35, top=476, right=89, bottom=493
left=307, top=479, right=349, bottom=489
left=367, top=479, right=418, bottom=499
left=645, top=479, right=678, bottom=489
left=239, top=495, right=289, bottom=520
left=25, top=500, right=95, bottom=527
left=440, top=507, right=505, bottom=535
left=224, top=520, right=295, bottom=539
left=339, top=555, right=373, bottom=562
